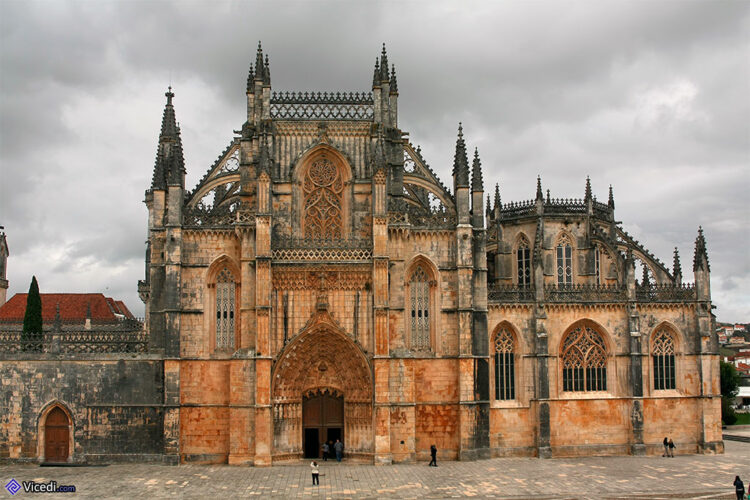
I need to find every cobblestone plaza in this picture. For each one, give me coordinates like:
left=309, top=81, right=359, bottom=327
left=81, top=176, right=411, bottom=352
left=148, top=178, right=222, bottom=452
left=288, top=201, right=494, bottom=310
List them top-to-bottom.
left=2, top=439, right=749, bottom=498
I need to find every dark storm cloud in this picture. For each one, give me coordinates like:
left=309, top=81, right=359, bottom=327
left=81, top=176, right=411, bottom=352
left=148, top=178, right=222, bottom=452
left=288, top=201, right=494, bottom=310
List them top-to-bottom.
left=1, top=0, right=748, bottom=320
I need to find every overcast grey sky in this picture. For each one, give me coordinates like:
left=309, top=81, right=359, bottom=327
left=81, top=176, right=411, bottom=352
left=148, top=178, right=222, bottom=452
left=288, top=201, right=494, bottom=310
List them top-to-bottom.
left=0, top=0, right=748, bottom=321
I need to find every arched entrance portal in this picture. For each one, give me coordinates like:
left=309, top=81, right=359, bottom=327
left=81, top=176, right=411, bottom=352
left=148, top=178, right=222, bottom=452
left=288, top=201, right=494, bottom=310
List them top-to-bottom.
left=272, top=310, right=373, bottom=462
left=302, top=389, right=343, bottom=458
left=44, top=407, right=70, bottom=463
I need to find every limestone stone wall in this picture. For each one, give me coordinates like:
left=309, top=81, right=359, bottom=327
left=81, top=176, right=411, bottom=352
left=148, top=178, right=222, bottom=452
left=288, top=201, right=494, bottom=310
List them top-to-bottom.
left=0, top=358, right=166, bottom=463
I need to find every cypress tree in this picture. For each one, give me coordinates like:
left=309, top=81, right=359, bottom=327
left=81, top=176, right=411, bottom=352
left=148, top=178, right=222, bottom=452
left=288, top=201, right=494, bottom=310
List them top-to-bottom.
left=22, top=275, right=43, bottom=342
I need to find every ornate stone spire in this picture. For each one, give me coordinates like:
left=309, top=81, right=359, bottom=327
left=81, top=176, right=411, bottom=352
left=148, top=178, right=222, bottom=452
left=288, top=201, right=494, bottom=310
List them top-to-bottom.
left=254, top=41, right=264, bottom=80
left=380, top=43, right=389, bottom=82
left=263, top=54, right=271, bottom=85
left=372, top=58, right=380, bottom=87
left=246, top=63, right=254, bottom=92
left=390, top=64, right=398, bottom=93
left=151, top=87, right=183, bottom=190
left=452, top=123, right=469, bottom=188
left=167, top=124, right=186, bottom=188
left=471, top=148, right=483, bottom=192
left=536, top=175, right=543, bottom=201
left=585, top=176, right=592, bottom=202
left=494, top=183, right=501, bottom=210
left=608, top=184, right=615, bottom=210
left=546, top=189, right=551, bottom=204
left=486, top=195, right=492, bottom=219
left=693, top=226, right=710, bottom=272
left=673, top=247, right=682, bottom=283
left=641, top=262, right=650, bottom=286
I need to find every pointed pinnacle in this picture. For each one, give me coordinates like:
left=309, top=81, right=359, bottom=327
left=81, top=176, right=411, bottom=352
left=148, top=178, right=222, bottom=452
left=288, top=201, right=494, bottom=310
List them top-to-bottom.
left=373, top=58, right=380, bottom=87
left=390, top=64, right=398, bottom=92
left=453, top=123, right=469, bottom=186
left=472, top=148, right=483, bottom=191
left=536, top=176, right=543, bottom=201
left=585, top=176, right=592, bottom=201
left=494, top=183, right=501, bottom=209
left=608, top=184, right=615, bottom=209
left=546, top=189, right=551, bottom=204
left=673, top=247, right=682, bottom=276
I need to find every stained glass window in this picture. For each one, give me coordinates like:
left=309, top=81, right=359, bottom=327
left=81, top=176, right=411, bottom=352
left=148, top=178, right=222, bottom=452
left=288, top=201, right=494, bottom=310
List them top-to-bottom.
left=216, top=268, right=236, bottom=349
left=562, top=325, right=607, bottom=392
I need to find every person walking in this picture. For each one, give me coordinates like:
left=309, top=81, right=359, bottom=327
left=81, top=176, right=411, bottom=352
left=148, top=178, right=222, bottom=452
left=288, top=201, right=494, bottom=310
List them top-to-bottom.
left=662, top=437, right=669, bottom=457
left=667, top=438, right=676, bottom=457
left=334, top=439, right=344, bottom=462
left=322, top=442, right=329, bottom=462
left=429, top=444, right=438, bottom=467
left=311, top=461, right=320, bottom=486
left=734, top=475, right=744, bottom=500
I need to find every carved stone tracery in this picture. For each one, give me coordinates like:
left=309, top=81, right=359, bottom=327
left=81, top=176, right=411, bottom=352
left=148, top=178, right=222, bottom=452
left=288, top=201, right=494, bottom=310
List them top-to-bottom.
left=303, top=158, right=344, bottom=239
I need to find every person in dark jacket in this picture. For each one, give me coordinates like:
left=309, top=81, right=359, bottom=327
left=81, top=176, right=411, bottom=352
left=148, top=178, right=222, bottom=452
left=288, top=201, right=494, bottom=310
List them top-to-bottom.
left=662, top=437, right=669, bottom=457
left=667, top=438, right=676, bottom=457
left=334, top=439, right=343, bottom=462
left=322, top=442, right=329, bottom=461
left=429, top=444, right=437, bottom=467
left=734, top=476, right=744, bottom=500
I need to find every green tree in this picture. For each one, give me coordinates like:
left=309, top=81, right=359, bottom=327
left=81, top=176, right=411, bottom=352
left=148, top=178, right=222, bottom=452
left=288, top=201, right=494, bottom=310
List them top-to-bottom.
left=21, top=276, right=43, bottom=342
left=720, top=360, right=742, bottom=425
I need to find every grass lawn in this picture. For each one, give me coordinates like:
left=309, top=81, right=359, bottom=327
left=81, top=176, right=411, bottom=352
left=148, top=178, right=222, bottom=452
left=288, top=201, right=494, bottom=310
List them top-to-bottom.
left=730, top=413, right=750, bottom=425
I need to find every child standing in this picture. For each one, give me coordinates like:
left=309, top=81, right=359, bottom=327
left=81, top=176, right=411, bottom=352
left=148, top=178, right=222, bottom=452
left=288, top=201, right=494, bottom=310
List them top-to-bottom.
left=311, top=461, right=320, bottom=485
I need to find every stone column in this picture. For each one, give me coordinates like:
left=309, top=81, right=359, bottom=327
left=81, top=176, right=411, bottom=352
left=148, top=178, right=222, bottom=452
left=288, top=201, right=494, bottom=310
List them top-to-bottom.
left=254, top=214, right=273, bottom=466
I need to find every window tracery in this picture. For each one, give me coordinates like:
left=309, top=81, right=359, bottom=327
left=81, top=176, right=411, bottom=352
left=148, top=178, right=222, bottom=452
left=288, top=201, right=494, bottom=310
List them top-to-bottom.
left=303, top=158, right=343, bottom=239
left=557, top=234, right=573, bottom=286
left=517, top=237, right=531, bottom=287
left=409, top=265, right=431, bottom=351
left=215, top=267, right=236, bottom=349
left=562, top=324, right=607, bottom=392
left=494, top=328, right=515, bottom=400
left=652, top=329, right=676, bottom=390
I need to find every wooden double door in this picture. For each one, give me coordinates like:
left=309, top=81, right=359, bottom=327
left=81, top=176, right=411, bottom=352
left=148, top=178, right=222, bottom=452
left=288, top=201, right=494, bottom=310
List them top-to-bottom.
left=303, top=393, right=343, bottom=458
left=44, top=407, right=70, bottom=463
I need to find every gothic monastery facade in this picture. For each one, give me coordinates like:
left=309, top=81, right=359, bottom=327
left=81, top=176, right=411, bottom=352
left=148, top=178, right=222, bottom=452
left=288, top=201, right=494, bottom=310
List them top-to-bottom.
left=0, top=45, right=721, bottom=465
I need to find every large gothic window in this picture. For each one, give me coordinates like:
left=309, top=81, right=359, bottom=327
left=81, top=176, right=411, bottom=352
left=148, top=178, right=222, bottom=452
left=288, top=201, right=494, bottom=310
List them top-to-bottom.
left=303, top=158, right=344, bottom=239
left=556, top=235, right=573, bottom=286
left=517, top=238, right=531, bottom=287
left=409, top=265, right=431, bottom=351
left=215, top=267, right=236, bottom=349
left=562, top=324, right=607, bottom=392
left=494, top=328, right=515, bottom=400
left=652, top=329, right=676, bottom=390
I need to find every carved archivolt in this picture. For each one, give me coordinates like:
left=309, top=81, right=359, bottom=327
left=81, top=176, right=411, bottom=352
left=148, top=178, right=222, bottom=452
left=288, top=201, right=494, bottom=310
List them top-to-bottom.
left=303, top=158, right=344, bottom=239
left=273, top=311, right=372, bottom=403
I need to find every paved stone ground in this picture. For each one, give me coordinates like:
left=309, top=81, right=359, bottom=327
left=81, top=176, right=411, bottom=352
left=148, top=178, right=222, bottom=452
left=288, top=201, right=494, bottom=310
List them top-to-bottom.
left=3, top=440, right=750, bottom=499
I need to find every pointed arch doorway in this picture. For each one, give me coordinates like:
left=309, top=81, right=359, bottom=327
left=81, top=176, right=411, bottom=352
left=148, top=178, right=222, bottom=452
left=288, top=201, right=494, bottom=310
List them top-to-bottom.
left=302, top=389, right=343, bottom=458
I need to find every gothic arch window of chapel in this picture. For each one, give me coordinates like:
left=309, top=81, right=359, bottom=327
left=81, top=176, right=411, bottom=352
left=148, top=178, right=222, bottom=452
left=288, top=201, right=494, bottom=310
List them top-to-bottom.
left=295, top=147, right=352, bottom=240
left=556, top=233, right=574, bottom=286
left=516, top=234, right=531, bottom=287
left=405, top=257, right=438, bottom=353
left=207, top=258, right=240, bottom=353
left=560, top=321, right=609, bottom=393
left=492, top=323, right=518, bottom=401
left=651, top=324, right=679, bottom=392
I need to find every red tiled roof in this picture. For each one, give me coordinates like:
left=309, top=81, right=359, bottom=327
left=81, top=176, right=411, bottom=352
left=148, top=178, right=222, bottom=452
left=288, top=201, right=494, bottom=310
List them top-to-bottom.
left=0, top=293, right=133, bottom=323
left=114, top=300, right=134, bottom=319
